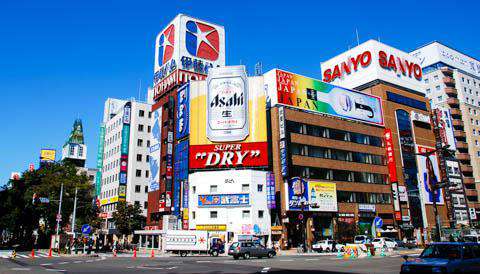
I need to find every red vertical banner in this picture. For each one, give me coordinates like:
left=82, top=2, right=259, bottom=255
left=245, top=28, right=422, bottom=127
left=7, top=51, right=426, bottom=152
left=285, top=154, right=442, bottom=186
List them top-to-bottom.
left=384, top=129, right=398, bottom=183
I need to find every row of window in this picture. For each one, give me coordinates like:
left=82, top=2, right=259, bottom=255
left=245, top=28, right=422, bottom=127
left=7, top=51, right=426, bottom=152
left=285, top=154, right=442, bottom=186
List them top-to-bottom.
left=286, top=121, right=384, bottom=147
left=290, top=143, right=385, bottom=165
left=291, top=166, right=388, bottom=185
left=191, top=184, right=263, bottom=194
left=134, top=185, right=149, bottom=193
left=337, top=191, right=392, bottom=204
left=102, top=201, right=148, bottom=212
left=195, top=210, right=265, bottom=220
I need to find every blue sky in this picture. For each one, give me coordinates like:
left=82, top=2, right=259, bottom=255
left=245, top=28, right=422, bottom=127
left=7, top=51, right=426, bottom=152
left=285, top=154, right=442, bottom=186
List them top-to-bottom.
left=1, top=0, right=479, bottom=184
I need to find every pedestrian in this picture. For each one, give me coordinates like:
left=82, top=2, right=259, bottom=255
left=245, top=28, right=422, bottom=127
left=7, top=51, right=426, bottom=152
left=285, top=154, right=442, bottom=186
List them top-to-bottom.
left=332, top=239, right=337, bottom=252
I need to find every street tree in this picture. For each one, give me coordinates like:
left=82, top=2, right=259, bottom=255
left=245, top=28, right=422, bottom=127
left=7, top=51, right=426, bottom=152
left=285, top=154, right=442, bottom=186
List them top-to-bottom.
left=111, top=201, right=145, bottom=243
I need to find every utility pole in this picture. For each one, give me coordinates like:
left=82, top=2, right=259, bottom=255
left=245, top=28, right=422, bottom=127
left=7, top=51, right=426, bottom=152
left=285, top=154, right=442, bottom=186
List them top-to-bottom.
left=55, top=183, right=64, bottom=252
left=71, top=187, right=78, bottom=237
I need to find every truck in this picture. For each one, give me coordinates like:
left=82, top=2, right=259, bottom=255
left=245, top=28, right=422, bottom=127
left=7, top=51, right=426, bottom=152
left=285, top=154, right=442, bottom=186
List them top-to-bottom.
left=163, top=230, right=225, bottom=257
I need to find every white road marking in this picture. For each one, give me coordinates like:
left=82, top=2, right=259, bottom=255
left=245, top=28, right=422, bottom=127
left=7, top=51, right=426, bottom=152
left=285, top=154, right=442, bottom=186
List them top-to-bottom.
left=305, top=258, right=319, bottom=261
left=279, top=259, right=293, bottom=261
left=86, top=260, right=94, bottom=262
left=196, top=260, right=212, bottom=263
left=73, top=261, right=82, bottom=263
left=58, top=262, right=68, bottom=265
left=41, top=263, right=53, bottom=266
left=261, top=267, right=271, bottom=273
left=10, top=268, right=31, bottom=271
left=46, top=269, right=66, bottom=272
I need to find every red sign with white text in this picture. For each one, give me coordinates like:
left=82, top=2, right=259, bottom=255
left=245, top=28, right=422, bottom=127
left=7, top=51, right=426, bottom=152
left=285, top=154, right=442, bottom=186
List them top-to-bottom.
left=384, top=129, right=398, bottom=183
left=189, top=142, right=268, bottom=169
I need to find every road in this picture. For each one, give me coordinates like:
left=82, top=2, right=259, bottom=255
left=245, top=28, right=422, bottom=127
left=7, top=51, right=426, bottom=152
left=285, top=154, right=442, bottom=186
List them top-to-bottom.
left=0, top=253, right=405, bottom=274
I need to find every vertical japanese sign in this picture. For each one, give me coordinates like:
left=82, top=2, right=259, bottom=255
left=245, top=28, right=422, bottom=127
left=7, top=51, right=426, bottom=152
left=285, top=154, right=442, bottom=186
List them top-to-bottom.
left=176, top=84, right=190, bottom=139
left=119, top=102, right=131, bottom=201
left=95, top=125, right=105, bottom=196
left=384, top=129, right=397, bottom=183
left=173, top=140, right=189, bottom=217
left=266, top=172, right=276, bottom=209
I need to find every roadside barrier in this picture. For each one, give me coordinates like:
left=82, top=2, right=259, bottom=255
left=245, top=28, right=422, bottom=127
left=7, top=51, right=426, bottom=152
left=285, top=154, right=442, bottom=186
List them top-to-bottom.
left=133, top=247, right=137, bottom=258
left=48, top=248, right=52, bottom=258
left=150, top=248, right=155, bottom=258
left=31, top=249, right=35, bottom=259
left=113, top=249, right=117, bottom=257
left=11, top=250, right=16, bottom=259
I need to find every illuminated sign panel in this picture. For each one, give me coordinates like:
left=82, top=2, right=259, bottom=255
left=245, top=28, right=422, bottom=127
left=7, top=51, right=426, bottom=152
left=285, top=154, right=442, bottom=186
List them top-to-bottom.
left=153, top=14, right=225, bottom=97
left=321, top=39, right=424, bottom=92
left=189, top=66, right=268, bottom=169
left=264, top=69, right=384, bottom=126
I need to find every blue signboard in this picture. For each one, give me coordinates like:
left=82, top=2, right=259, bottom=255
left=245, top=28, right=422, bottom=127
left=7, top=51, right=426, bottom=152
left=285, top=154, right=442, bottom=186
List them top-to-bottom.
left=176, top=84, right=190, bottom=139
left=173, top=140, right=189, bottom=216
left=287, top=177, right=308, bottom=210
left=198, top=194, right=250, bottom=207
left=374, top=217, right=383, bottom=228
left=81, top=224, right=91, bottom=235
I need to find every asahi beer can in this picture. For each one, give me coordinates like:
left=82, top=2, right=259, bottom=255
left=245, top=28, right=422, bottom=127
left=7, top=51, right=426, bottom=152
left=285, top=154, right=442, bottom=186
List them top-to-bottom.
left=207, top=65, right=249, bottom=142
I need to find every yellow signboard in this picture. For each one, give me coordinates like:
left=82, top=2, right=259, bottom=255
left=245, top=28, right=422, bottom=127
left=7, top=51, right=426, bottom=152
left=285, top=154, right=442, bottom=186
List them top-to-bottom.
left=40, top=149, right=56, bottom=163
left=100, top=196, right=118, bottom=205
left=183, top=208, right=189, bottom=220
left=196, top=224, right=227, bottom=231
left=271, top=225, right=283, bottom=231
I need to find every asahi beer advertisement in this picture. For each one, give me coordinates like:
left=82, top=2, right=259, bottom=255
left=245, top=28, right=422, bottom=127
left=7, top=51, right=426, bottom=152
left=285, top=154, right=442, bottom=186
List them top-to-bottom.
left=189, top=65, right=268, bottom=169
left=264, top=69, right=384, bottom=126
left=149, top=107, right=162, bottom=192
left=416, top=145, right=444, bottom=205
left=287, top=177, right=337, bottom=212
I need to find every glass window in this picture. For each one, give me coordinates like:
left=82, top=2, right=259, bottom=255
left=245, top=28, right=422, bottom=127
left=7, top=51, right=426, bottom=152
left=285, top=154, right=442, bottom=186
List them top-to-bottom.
left=139, top=110, right=145, bottom=117
left=138, top=124, right=144, bottom=132
left=136, top=154, right=142, bottom=161
left=136, top=169, right=141, bottom=177
left=242, top=184, right=249, bottom=192
left=257, top=184, right=263, bottom=192
left=135, top=185, right=141, bottom=193
left=210, top=185, right=218, bottom=193
left=144, top=186, right=148, bottom=193
left=242, top=210, right=250, bottom=218
left=258, top=210, right=264, bottom=218
left=210, top=211, right=218, bottom=219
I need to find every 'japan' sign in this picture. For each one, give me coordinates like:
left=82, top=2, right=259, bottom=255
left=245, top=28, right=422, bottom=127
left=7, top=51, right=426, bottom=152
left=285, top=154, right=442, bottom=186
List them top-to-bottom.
left=189, top=142, right=268, bottom=169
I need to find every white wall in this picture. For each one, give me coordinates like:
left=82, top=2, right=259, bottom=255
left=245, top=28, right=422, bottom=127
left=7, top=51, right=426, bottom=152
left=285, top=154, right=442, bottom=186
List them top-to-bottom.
left=188, top=170, right=271, bottom=238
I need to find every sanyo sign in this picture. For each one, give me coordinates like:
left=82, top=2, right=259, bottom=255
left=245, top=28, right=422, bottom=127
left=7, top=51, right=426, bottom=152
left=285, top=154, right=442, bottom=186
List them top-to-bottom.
left=321, top=39, right=424, bottom=92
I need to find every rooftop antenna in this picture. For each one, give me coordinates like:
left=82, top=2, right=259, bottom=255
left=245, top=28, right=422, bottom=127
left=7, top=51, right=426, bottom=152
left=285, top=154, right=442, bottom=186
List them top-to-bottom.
left=355, top=28, right=360, bottom=46
left=137, top=79, right=142, bottom=102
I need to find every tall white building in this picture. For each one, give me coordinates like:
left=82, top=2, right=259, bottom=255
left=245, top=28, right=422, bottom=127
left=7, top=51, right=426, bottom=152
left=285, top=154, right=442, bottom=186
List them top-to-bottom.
left=411, top=42, right=480, bottom=222
left=99, top=98, right=152, bottom=231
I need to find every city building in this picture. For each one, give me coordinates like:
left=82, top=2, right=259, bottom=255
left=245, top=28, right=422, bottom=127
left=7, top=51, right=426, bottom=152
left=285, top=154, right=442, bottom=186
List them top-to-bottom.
left=146, top=14, right=226, bottom=229
left=321, top=39, right=450, bottom=241
left=411, top=42, right=480, bottom=223
left=264, top=69, right=391, bottom=248
left=98, top=98, right=152, bottom=233
left=62, top=119, right=87, bottom=168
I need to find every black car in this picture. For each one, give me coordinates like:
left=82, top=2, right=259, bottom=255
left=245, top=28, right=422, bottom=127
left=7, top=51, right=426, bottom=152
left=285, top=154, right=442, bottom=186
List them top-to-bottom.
left=228, top=242, right=276, bottom=259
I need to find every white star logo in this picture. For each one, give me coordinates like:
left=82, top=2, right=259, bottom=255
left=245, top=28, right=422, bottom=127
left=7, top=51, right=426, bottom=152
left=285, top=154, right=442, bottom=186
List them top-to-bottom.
left=187, top=22, right=218, bottom=55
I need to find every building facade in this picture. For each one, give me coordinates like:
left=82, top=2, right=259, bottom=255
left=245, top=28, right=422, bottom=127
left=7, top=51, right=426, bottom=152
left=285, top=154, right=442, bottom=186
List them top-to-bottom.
left=146, top=14, right=226, bottom=229
left=321, top=40, right=450, bottom=241
left=411, top=42, right=480, bottom=223
left=264, top=68, right=392, bottom=248
left=99, top=98, right=152, bottom=232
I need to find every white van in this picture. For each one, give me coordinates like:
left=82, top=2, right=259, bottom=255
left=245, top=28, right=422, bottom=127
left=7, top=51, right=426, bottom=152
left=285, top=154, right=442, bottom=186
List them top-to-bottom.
left=464, top=234, right=480, bottom=242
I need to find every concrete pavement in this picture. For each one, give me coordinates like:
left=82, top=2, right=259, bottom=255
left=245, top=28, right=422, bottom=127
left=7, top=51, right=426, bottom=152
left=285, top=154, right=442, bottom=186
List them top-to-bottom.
left=0, top=252, right=406, bottom=274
